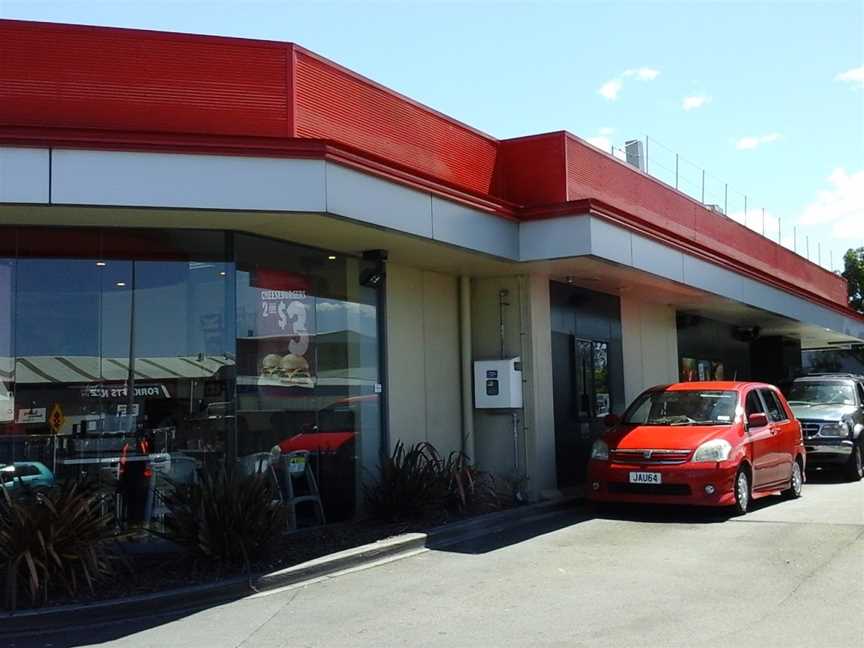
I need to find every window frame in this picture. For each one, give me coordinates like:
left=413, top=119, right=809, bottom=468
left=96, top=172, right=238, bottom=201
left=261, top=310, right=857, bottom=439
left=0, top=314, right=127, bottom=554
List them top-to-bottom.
left=759, top=388, right=789, bottom=423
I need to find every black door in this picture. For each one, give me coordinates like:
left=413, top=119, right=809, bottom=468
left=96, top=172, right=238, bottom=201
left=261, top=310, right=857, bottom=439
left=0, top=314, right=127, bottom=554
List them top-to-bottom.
left=553, top=335, right=610, bottom=488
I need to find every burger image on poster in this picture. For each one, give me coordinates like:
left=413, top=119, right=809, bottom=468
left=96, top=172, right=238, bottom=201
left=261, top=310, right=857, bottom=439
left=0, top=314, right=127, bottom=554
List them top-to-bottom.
left=261, top=353, right=281, bottom=377
left=279, top=353, right=314, bottom=388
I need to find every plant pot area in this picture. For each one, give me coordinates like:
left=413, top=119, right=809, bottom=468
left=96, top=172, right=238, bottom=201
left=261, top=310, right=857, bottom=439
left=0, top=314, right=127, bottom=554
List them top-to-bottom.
left=0, top=441, right=508, bottom=612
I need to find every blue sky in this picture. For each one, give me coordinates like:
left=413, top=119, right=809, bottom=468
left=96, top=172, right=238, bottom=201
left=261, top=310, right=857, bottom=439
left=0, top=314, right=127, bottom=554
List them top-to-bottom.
left=3, top=0, right=862, bottom=271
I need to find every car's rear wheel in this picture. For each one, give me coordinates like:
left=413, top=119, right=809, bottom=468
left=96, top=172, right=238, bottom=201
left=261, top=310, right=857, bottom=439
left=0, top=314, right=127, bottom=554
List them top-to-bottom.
left=845, top=443, right=864, bottom=482
left=783, top=459, right=804, bottom=499
left=733, top=467, right=751, bottom=516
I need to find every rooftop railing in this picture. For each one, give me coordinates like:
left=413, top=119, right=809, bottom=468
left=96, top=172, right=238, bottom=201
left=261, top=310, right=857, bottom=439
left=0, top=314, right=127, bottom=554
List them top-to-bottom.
left=600, top=135, right=847, bottom=274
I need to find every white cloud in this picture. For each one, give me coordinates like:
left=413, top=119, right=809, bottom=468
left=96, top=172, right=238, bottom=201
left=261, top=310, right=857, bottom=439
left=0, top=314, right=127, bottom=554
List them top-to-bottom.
left=835, top=65, right=864, bottom=88
left=598, top=68, right=659, bottom=101
left=624, top=68, right=660, bottom=81
left=598, top=79, right=623, bottom=101
left=682, top=95, right=711, bottom=111
left=599, top=127, right=615, bottom=136
left=735, top=133, right=781, bottom=150
left=586, top=135, right=612, bottom=151
left=798, top=168, right=864, bottom=240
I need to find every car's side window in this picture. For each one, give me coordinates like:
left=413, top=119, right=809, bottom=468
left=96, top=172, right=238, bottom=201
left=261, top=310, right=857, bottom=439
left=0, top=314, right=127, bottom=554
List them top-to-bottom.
left=856, top=383, right=864, bottom=407
left=761, top=389, right=787, bottom=422
left=745, top=390, right=765, bottom=417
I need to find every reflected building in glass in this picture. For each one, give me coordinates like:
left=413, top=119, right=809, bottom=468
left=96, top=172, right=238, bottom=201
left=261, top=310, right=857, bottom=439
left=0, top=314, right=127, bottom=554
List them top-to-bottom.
left=0, top=228, right=380, bottom=526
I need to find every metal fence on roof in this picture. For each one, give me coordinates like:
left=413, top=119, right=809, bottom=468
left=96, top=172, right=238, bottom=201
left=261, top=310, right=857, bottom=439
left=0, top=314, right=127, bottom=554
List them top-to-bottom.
left=602, top=135, right=847, bottom=274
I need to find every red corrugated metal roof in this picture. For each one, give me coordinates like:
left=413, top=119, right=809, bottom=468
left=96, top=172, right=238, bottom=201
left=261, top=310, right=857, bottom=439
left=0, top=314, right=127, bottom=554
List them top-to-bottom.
left=0, top=18, right=855, bottom=316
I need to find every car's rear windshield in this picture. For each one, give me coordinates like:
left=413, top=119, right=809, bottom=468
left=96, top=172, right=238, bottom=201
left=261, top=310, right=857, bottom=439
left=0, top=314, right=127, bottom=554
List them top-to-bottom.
left=787, top=382, right=855, bottom=406
left=623, top=390, right=739, bottom=426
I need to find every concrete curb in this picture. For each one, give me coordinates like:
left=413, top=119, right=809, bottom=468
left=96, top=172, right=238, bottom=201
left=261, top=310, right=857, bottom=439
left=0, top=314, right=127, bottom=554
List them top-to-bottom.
left=0, top=495, right=584, bottom=637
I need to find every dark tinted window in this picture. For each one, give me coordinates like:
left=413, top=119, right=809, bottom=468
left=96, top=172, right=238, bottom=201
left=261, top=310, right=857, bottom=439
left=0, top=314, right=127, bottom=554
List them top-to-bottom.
left=856, top=383, right=864, bottom=406
left=761, top=389, right=787, bottom=422
left=745, top=391, right=765, bottom=416
left=15, top=464, right=40, bottom=477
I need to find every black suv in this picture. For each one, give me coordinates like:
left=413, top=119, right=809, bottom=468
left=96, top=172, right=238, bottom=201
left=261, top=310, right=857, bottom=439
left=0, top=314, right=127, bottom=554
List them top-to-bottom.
left=786, top=374, right=864, bottom=481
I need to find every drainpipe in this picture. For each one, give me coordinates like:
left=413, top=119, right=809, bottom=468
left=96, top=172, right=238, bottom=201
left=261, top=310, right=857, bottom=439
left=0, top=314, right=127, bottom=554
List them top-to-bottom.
left=459, top=275, right=475, bottom=461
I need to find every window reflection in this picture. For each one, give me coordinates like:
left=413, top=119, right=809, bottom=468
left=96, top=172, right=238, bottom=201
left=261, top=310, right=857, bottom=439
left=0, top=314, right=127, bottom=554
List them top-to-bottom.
left=0, top=228, right=379, bottom=531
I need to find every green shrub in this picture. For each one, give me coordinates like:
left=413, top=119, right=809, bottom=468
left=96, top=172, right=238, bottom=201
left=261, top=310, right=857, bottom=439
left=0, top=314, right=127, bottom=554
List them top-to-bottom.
left=364, top=441, right=498, bottom=521
left=160, top=469, right=287, bottom=571
left=0, top=480, right=118, bottom=611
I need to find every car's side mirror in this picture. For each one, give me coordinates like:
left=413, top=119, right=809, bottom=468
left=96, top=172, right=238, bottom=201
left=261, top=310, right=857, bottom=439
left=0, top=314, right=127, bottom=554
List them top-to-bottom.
left=603, top=413, right=621, bottom=428
left=748, top=413, right=769, bottom=428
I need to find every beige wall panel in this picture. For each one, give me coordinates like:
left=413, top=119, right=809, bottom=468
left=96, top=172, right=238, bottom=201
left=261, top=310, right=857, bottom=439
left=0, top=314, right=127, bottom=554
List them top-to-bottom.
left=386, top=264, right=428, bottom=448
left=421, top=271, right=462, bottom=453
left=621, top=296, right=679, bottom=404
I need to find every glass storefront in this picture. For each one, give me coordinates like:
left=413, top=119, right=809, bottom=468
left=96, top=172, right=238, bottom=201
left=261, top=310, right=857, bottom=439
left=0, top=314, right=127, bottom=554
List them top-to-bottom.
left=0, top=227, right=380, bottom=527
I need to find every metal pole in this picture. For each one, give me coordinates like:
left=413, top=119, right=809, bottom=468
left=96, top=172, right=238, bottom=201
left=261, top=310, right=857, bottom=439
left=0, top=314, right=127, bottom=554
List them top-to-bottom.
left=675, top=154, right=679, bottom=189
left=701, top=169, right=705, bottom=203
left=724, top=184, right=728, bottom=216
left=744, top=196, right=748, bottom=225
left=761, top=208, right=766, bottom=236
left=778, top=218, right=782, bottom=246
left=794, top=226, right=797, bottom=253
left=806, top=236, right=810, bottom=260
left=818, top=242, right=822, bottom=267
left=831, top=250, right=834, bottom=270
left=126, top=260, right=136, bottom=434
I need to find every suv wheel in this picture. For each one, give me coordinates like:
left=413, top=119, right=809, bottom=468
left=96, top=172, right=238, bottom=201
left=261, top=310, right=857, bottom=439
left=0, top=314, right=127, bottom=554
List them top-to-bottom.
left=845, top=443, right=864, bottom=482
left=784, top=460, right=804, bottom=499
left=733, top=467, right=750, bottom=516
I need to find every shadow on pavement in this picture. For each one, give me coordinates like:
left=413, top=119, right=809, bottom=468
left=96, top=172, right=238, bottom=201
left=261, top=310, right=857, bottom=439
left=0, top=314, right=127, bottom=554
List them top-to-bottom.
left=805, top=467, right=852, bottom=484
left=429, top=507, right=594, bottom=555
left=4, top=605, right=221, bottom=648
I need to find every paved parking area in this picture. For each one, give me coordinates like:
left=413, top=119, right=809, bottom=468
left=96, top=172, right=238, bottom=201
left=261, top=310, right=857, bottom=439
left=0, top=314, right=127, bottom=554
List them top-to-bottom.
left=9, top=475, right=864, bottom=648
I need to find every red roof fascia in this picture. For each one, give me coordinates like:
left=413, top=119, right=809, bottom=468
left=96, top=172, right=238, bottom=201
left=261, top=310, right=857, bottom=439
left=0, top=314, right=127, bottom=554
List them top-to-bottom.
left=0, top=19, right=852, bottom=312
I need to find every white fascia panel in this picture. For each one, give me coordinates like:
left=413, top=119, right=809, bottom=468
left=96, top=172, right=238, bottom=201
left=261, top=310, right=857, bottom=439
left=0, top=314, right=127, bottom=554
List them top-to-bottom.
left=0, top=147, right=50, bottom=204
left=51, top=150, right=326, bottom=212
left=325, top=163, right=433, bottom=238
left=431, top=196, right=517, bottom=259
left=518, top=214, right=592, bottom=261
left=588, top=218, right=633, bottom=267
left=631, top=233, right=684, bottom=283
left=683, top=255, right=864, bottom=340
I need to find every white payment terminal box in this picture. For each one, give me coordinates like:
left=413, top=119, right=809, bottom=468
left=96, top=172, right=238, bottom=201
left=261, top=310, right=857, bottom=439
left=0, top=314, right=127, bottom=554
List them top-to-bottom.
left=474, top=357, right=523, bottom=409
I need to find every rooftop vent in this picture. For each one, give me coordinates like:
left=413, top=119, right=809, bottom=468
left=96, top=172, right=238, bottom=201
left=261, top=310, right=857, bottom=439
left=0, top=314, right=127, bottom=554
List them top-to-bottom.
left=624, top=140, right=644, bottom=171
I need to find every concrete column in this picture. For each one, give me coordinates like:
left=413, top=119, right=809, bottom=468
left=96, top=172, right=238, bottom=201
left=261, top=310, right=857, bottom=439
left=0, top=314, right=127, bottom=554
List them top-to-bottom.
left=470, top=274, right=556, bottom=499
left=520, top=274, right=557, bottom=496
left=459, top=275, right=475, bottom=461
left=620, top=296, right=679, bottom=404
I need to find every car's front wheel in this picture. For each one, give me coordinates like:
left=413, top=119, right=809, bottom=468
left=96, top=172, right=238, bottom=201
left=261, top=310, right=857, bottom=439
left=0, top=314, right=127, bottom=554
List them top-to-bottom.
left=845, top=443, right=864, bottom=482
left=783, top=459, right=804, bottom=499
left=733, top=466, right=751, bottom=516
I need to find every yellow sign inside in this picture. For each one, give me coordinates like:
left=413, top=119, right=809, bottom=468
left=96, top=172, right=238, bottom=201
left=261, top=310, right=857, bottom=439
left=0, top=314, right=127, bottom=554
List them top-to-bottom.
left=48, top=403, right=65, bottom=434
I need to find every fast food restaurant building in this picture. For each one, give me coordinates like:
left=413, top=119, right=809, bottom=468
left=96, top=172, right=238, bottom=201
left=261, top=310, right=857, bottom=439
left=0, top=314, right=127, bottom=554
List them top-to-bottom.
left=1, top=20, right=863, bottom=517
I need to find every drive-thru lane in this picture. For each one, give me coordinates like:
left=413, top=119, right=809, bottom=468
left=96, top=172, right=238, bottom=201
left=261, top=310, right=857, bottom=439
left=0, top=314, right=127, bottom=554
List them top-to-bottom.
left=8, top=475, right=863, bottom=648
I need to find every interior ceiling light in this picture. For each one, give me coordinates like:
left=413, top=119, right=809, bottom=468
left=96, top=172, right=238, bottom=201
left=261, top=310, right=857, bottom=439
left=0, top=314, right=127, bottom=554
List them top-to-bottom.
left=328, top=255, right=337, bottom=261
left=96, top=261, right=106, bottom=267
left=115, top=282, right=126, bottom=287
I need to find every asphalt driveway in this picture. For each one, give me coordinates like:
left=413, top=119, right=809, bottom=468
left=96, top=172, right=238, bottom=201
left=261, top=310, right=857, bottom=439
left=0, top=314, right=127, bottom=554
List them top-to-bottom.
left=8, top=474, right=863, bottom=648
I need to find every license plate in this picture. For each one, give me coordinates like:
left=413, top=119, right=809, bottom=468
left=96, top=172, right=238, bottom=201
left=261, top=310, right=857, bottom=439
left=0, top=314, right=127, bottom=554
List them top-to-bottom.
left=629, top=471, right=662, bottom=485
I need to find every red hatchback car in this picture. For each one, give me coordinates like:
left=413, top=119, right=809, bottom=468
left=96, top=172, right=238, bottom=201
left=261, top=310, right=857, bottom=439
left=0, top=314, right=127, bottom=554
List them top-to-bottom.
left=587, top=382, right=805, bottom=515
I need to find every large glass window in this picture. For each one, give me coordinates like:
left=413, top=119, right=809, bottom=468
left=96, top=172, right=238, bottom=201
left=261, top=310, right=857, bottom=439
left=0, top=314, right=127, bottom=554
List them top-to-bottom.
left=0, top=227, right=378, bottom=529
left=234, top=234, right=380, bottom=522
